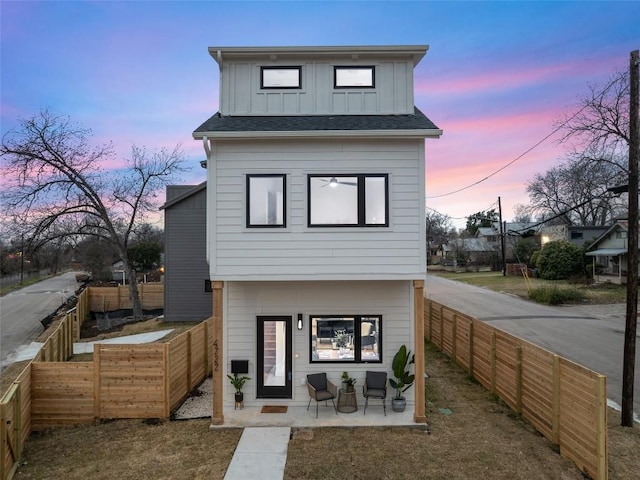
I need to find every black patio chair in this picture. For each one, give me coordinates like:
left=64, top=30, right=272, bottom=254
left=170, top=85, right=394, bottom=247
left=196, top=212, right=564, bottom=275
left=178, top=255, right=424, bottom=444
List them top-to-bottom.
left=363, top=370, right=387, bottom=416
left=306, top=373, right=338, bottom=418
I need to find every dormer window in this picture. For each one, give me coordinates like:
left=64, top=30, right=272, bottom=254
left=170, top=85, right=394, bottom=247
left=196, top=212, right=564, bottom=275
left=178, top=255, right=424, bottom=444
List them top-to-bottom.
left=260, top=66, right=301, bottom=89
left=334, top=66, right=375, bottom=88
left=308, top=174, right=388, bottom=227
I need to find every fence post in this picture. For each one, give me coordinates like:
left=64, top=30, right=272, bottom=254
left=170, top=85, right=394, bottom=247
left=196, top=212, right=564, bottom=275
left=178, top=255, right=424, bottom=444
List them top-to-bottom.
left=439, top=305, right=444, bottom=350
left=452, top=314, right=457, bottom=361
left=468, top=321, right=474, bottom=376
left=187, top=331, right=193, bottom=391
left=490, top=333, right=497, bottom=395
left=163, top=343, right=170, bottom=419
left=94, top=344, right=101, bottom=421
left=515, top=346, right=522, bottom=415
left=552, top=355, right=560, bottom=445
left=596, top=374, right=607, bottom=480
left=0, top=400, right=6, bottom=480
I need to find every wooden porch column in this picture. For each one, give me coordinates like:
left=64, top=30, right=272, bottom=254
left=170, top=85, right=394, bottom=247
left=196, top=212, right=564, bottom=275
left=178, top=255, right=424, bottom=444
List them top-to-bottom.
left=413, top=279, right=426, bottom=423
left=211, top=281, right=224, bottom=425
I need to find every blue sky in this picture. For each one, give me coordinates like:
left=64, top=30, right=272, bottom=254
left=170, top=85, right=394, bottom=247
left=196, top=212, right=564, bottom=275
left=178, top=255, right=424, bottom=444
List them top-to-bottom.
left=2, top=1, right=639, bottom=228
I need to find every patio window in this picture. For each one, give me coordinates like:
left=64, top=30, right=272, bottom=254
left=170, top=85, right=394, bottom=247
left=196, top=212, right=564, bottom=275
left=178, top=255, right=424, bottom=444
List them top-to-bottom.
left=246, top=174, right=286, bottom=228
left=310, top=315, right=382, bottom=363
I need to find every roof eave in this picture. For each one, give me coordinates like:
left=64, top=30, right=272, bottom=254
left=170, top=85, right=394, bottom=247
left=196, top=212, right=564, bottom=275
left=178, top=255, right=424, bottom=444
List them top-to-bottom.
left=192, top=129, right=443, bottom=140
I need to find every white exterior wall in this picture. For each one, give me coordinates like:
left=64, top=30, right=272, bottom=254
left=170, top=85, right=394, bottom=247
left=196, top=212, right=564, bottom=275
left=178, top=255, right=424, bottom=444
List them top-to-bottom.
left=220, top=60, right=414, bottom=116
left=207, top=137, right=426, bottom=281
left=223, top=280, right=414, bottom=407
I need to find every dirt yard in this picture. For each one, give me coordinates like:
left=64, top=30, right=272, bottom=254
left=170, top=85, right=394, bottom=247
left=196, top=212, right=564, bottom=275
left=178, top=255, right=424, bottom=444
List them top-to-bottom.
left=12, top=343, right=639, bottom=479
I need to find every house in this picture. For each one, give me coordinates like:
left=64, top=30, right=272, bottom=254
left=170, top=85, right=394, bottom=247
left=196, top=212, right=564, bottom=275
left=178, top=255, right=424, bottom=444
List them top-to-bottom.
left=188, top=45, right=442, bottom=424
left=162, top=183, right=212, bottom=322
left=586, top=221, right=632, bottom=284
left=540, top=224, right=609, bottom=248
left=439, top=238, right=498, bottom=269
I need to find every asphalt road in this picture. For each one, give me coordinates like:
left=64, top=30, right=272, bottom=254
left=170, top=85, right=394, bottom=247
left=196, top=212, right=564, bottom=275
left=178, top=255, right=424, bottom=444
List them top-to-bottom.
left=0, top=272, right=80, bottom=370
left=425, top=274, right=640, bottom=416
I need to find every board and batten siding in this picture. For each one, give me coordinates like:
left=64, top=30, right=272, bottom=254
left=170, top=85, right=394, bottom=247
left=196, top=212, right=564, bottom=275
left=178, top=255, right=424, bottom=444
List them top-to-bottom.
left=221, top=60, right=414, bottom=116
left=207, top=138, right=426, bottom=281
left=164, top=186, right=212, bottom=322
left=223, top=280, right=414, bottom=407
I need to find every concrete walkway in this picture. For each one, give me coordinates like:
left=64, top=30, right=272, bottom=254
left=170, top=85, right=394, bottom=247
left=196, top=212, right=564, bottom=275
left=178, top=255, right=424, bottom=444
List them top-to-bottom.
left=223, top=427, right=290, bottom=480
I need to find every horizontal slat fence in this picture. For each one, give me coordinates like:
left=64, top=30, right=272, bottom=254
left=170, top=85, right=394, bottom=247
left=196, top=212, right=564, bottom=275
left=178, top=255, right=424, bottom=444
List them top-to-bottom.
left=88, top=284, right=164, bottom=312
left=425, top=299, right=607, bottom=480
left=1, top=312, right=212, bottom=480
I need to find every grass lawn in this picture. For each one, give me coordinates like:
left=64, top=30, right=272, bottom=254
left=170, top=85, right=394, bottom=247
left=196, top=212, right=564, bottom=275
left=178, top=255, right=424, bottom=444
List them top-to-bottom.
left=430, top=270, right=627, bottom=304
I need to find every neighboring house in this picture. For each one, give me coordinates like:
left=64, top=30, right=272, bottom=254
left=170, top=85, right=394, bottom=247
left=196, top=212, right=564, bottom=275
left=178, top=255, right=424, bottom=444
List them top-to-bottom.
left=188, top=45, right=442, bottom=424
left=162, top=183, right=212, bottom=322
left=586, top=221, right=631, bottom=284
left=540, top=225, right=609, bottom=248
left=439, top=238, right=498, bottom=268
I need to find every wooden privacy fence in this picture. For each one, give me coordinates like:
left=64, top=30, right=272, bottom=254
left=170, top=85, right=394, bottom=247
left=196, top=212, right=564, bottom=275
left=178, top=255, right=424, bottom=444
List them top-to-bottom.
left=88, top=284, right=164, bottom=312
left=425, top=299, right=607, bottom=480
left=1, top=312, right=212, bottom=480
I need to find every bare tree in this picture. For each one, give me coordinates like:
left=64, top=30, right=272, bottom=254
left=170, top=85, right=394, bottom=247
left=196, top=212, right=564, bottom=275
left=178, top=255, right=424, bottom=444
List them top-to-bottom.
left=558, top=69, right=630, bottom=162
left=0, top=110, right=188, bottom=317
left=525, top=154, right=628, bottom=226
left=425, top=210, right=453, bottom=265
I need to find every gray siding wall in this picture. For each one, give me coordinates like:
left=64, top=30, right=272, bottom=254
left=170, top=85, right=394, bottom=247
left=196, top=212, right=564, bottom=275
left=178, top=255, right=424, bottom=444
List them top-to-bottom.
left=220, top=60, right=414, bottom=116
left=207, top=138, right=426, bottom=281
left=164, top=186, right=212, bottom=322
left=223, top=280, right=414, bottom=407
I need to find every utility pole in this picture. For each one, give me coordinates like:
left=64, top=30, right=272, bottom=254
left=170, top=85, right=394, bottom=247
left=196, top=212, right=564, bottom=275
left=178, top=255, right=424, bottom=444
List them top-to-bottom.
left=622, top=49, right=639, bottom=428
left=498, top=196, right=506, bottom=276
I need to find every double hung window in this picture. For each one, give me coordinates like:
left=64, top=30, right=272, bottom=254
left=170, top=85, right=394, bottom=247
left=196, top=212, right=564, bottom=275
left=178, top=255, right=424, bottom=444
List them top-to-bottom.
left=246, top=174, right=286, bottom=228
left=308, top=174, right=388, bottom=227
left=310, top=315, right=381, bottom=363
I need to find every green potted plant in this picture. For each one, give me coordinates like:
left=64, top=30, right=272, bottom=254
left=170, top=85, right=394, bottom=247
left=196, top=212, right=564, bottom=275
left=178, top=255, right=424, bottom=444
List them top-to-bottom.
left=389, top=344, right=415, bottom=412
left=341, top=371, right=357, bottom=392
left=227, top=372, right=250, bottom=403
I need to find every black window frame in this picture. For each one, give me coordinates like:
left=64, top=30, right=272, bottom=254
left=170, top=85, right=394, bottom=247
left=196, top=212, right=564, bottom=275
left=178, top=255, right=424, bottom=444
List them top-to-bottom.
left=333, top=65, right=376, bottom=89
left=260, top=66, right=302, bottom=89
left=246, top=174, right=287, bottom=228
left=307, top=174, right=389, bottom=228
left=309, top=315, right=382, bottom=364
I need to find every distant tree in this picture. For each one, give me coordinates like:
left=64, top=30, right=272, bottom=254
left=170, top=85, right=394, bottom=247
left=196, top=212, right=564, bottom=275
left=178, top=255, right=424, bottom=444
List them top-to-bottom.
left=0, top=110, right=187, bottom=317
left=525, top=154, right=627, bottom=226
left=512, top=204, right=532, bottom=223
left=465, top=209, right=498, bottom=236
left=425, top=210, right=453, bottom=265
left=513, top=238, right=538, bottom=266
left=536, top=240, right=584, bottom=280
left=127, top=241, right=162, bottom=272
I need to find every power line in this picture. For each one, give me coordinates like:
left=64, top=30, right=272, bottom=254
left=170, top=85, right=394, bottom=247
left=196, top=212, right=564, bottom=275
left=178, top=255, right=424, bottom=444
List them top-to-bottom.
left=426, top=102, right=590, bottom=200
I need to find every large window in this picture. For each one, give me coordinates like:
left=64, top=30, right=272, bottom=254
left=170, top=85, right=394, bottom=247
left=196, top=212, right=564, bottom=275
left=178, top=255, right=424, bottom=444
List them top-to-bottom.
left=261, top=66, right=301, bottom=89
left=334, top=66, right=375, bottom=88
left=246, top=174, right=286, bottom=228
left=308, top=174, right=388, bottom=227
left=310, top=315, right=382, bottom=363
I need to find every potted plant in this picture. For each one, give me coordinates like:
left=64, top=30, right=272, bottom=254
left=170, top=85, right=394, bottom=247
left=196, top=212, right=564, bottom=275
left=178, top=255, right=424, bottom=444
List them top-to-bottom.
left=389, top=344, right=415, bottom=412
left=341, top=371, right=357, bottom=392
left=227, top=372, right=250, bottom=403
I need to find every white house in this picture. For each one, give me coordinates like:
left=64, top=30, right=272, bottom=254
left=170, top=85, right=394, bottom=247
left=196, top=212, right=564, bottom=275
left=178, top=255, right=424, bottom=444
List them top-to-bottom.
left=192, top=45, right=442, bottom=424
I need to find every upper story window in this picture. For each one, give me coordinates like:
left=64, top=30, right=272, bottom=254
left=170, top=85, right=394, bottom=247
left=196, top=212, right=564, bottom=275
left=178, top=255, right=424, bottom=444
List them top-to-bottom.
left=260, top=66, right=301, bottom=89
left=334, top=66, right=375, bottom=88
left=246, top=174, right=286, bottom=228
left=308, top=174, right=388, bottom=227
left=570, top=231, right=583, bottom=240
left=616, top=231, right=627, bottom=239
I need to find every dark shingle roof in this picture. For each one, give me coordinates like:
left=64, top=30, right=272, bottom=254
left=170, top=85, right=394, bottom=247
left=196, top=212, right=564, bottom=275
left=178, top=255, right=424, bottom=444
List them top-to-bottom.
left=193, top=107, right=439, bottom=135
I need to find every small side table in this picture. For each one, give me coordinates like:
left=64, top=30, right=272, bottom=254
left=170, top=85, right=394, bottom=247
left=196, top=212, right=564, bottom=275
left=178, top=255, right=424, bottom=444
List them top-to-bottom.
left=337, top=388, right=357, bottom=413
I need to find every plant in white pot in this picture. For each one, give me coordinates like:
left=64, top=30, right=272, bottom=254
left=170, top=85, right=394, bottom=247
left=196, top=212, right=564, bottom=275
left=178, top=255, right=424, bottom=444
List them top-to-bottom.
left=389, top=344, right=415, bottom=412
left=227, top=373, right=250, bottom=403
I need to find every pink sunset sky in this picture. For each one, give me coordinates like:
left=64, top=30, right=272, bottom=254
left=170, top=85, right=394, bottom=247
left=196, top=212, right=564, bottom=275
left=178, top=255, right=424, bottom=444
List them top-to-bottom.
left=1, top=1, right=639, bottom=229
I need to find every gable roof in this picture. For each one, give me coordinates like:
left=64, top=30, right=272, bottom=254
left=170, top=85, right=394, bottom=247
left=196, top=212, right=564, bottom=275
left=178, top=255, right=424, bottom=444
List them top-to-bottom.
left=193, top=107, right=441, bottom=139
left=161, top=182, right=206, bottom=210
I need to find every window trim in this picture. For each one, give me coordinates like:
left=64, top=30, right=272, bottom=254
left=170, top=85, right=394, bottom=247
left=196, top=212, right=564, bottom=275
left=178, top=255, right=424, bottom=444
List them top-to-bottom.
left=334, top=65, right=375, bottom=89
left=260, top=66, right=302, bottom=89
left=246, top=174, right=287, bottom=228
left=307, top=174, right=389, bottom=228
left=309, top=315, right=382, bottom=364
